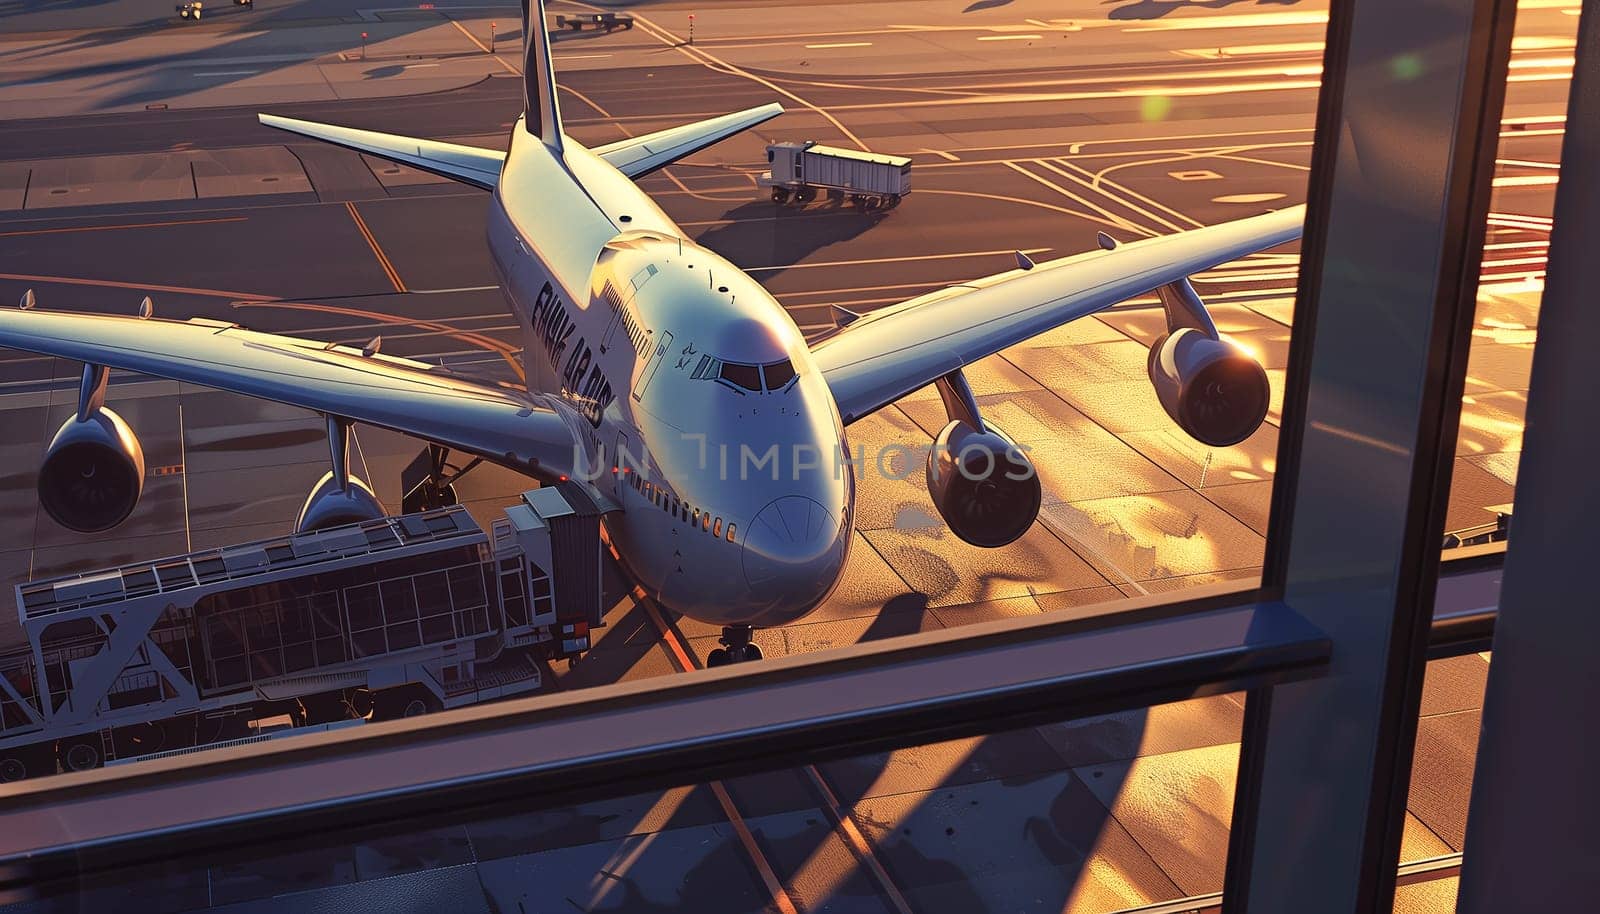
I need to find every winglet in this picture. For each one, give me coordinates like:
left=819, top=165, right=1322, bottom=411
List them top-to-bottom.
left=1014, top=251, right=1036, bottom=271
left=831, top=305, right=863, bottom=327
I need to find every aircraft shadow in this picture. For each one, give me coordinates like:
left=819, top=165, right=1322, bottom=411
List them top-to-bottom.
left=693, top=199, right=891, bottom=283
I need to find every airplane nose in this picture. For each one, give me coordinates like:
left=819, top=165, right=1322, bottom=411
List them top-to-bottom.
left=743, top=495, right=845, bottom=617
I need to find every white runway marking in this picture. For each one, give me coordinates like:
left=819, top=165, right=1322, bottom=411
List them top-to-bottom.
left=805, top=42, right=872, bottom=49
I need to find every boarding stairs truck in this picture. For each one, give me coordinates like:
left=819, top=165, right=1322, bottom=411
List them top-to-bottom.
left=759, top=141, right=912, bottom=210
left=0, top=486, right=603, bottom=781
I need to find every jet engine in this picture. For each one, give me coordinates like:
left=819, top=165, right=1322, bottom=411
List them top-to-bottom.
left=1147, top=328, right=1270, bottom=448
left=37, top=407, right=146, bottom=533
left=925, top=419, right=1042, bottom=548
left=296, top=470, right=385, bottom=533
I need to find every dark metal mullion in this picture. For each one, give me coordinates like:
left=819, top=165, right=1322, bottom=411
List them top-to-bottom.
left=1228, top=0, right=1364, bottom=897
left=1235, top=0, right=1519, bottom=906
left=1255, top=0, right=1356, bottom=602
left=1358, top=0, right=1520, bottom=907
left=1457, top=1, right=1600, bottom=907
left=0, top=600, right=1330, bottom=894
left=1220, top=685, right=1271, bottom=912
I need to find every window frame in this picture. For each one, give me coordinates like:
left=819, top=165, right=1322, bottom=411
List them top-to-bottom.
left=0, top=0, right=1529, bottom=901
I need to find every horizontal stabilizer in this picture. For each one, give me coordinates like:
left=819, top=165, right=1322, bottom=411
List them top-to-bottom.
left=594, top=103, right=785, bottom=179
left=258, top=113, right=505, bottom=190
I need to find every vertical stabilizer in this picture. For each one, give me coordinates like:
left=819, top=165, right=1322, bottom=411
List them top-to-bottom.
left=520, top=0, right=564, bottom=152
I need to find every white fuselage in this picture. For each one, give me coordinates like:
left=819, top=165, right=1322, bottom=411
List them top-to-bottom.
left=485, top=123, right=854, bottom=627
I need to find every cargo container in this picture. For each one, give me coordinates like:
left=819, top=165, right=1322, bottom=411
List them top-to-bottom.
left=759, top=141, right=912, bottom=210
left=0, top=486, right=603, bottom=781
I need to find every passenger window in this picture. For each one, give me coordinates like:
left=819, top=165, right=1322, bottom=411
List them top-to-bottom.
left=763, top=359, right=796, bottom=390
left=719, top=362, right=762, bottom=391
left=692, top=508, right=701, bottom=527
left=703, top=513, right=711, bottom=532
left=713, top=518, right=722, bottom=537
left=726, top=523, right=735, bottom=542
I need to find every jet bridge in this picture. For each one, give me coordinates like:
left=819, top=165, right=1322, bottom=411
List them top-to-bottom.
left=0, top=486, right=604, bottom=781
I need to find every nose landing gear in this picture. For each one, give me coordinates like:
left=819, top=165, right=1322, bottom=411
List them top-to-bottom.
left=706, top=624, right=762, bottom=666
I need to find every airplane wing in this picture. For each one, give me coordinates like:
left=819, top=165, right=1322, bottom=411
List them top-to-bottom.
left=592, top=103, right=785, bottom=179
left=259, top=113, right=505, bottom=190
left=810, top=205, right=1305, bottom=424
left=0, top=308, right=585, bottom=481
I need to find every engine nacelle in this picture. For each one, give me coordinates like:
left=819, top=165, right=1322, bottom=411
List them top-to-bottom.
left=1147, top=328, right=1271, bottom=447
left=37, top=408, right=146, bottom=533
left=925, top=420, right=1042, bottom=548
left=296, top=471, right=385, bottom=533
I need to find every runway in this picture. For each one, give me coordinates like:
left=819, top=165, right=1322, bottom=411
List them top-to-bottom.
left=0, top=0, right=1568, bottom=910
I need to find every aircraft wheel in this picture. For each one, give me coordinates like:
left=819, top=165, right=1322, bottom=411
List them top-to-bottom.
left=794, top=187, right=816, bottom=204
left=772, top=188, right=790, bottom=204
left=735, top=643, right=763, bottom=662
left=707, top=648, right=733, bottom=668
left=372, top=687, right=439, bottom=721
left=60, top=737, right=103, bottom=773
left=1, top=745, right=53, bottom=782
left=0, top=756, right=27, bottom=782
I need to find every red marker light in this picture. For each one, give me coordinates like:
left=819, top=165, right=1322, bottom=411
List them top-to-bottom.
left=361, top=31, right=368, bottom=38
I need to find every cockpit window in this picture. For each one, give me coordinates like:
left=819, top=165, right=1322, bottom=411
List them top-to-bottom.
left=762, top=359, right=796, bottom=390
left=719, top=361, right=763, bottom=391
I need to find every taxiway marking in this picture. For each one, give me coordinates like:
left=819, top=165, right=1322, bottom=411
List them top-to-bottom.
left=579, top=0, right=871, bottom=151
left=448, top=17, right=521, bottom=75
left=344, top=201, right=406, bottom=293
left=0, top=217, right=245, bottom=238
left=0, top=272, right=264, bottom=301
left=630, top=583, right=911, bottom=914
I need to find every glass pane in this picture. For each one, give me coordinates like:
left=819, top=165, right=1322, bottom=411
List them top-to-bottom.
left=1445, top=0, right=1581, bottom=544
left=718, top=361, right=763, bottom=391
left=1393, top=651, right=1493, bottom=912
left=0, top=654, right=1484, bottom=909
left=1, top=700, right=1252, bottom=912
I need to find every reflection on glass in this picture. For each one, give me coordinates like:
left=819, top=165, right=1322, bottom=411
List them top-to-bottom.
left=3, top=652, right=1486, bottom=914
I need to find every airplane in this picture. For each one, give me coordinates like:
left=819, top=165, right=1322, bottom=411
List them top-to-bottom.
left=0, top=0, right=1302, bottom=666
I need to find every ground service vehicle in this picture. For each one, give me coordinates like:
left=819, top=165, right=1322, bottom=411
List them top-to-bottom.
left=553, top=12, right=632, bottom=31
left=760, top=141, right=912, bottom=210
left=0, top=487, right=602, bottom=781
